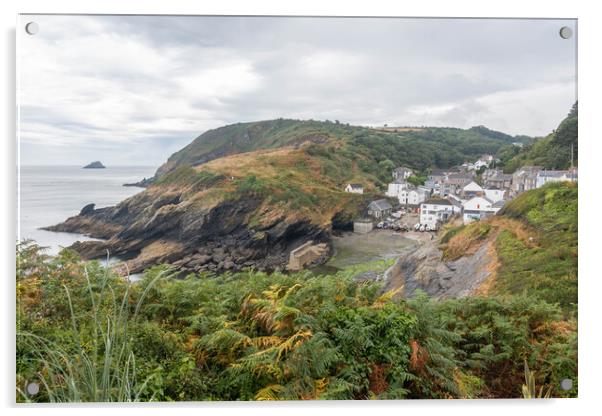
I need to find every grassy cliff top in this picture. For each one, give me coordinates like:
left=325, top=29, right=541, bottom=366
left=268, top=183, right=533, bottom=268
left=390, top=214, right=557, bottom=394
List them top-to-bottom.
left=156, top=118, right=531, bottom=178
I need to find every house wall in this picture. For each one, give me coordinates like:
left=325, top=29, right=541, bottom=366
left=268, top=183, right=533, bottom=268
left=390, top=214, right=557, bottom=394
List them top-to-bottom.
left=536, top=173, right=576, bottom=188
left=386, top=182, right=408, bottom=198
left=345, top=185, right=363, bottom=194
left=484, top=189, right=505, bottom=202
left=407, top=190, right=427, bottom=205
left=462, top=197, right=492, bottom=211
left=419, top=203, right=454, bottom=227
left=368, top=208, right=391, bottom=219
left=463, top=212, right=482, bottom=224
left=354, top=221, right=374, bottom=234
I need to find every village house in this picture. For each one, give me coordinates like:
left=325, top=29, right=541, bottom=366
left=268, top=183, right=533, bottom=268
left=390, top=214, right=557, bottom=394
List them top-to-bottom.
left=474, top=154, right=494, bottom=170
left=392, top=166, right=414, bottom=181
left=511, top=166, right=542, bottom=196
left=428, top=169, right=448, bottom=184
left=536, top=169, right=578, bottom=188
left=484, top=170, right=513, bottom=190
left=446, top=173, right=475, bottom=187
left=386, top=179, right=410, bottom=198
left=424, top=179, right=438, bottom=194
left=388, top=180, right=431, bottom=206
left=438, top=181, right=459, bottom=197
left=461, top=181, right=484, bottom=199
left=344, top=183, right=364, bottom=194
left=407, top=186, right=431, bottom=206
left=484, top=187, right=506, bottom=203
left=448, top=194, right=465, bottom=213
left=462, top=196, right=501, bottom=224
left=419, top=198, right=460, bottom=229
left=368, top=199, right=393, bottom=219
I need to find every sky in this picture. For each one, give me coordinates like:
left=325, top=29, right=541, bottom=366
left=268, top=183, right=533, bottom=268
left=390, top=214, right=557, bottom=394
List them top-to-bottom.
left=18, top=15, right=577, bottom=166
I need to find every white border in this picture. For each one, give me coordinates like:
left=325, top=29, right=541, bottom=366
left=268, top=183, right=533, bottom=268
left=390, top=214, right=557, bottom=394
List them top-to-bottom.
left=2, top=1, right=600, bottom=415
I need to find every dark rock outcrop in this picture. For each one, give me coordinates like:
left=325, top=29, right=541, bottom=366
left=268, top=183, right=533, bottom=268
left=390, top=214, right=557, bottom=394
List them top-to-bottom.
left=83, top=161, right=105, bottom=169
left=123, top=177, right=154, bottom=188
left=44, top=185, right=331, bottom=275
left=79, top=203, right=96, bottom=215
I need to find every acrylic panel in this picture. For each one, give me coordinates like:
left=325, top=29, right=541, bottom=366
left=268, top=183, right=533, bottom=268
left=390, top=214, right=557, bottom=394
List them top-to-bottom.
left=16, top=15, right=578, bottom=402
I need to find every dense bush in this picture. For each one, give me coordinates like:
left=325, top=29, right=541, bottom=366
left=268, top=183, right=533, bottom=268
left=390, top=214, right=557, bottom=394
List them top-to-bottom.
left=16, top=242, right=576, bottom=402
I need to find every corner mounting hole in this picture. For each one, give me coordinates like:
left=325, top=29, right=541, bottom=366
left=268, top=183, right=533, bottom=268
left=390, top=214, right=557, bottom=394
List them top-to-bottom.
left=25, top=22, right=39, bottom=35
left=559, top=26, right=573, bottom=40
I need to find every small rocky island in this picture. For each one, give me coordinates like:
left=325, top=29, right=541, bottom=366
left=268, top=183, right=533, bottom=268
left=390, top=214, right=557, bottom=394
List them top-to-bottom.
left=83, top=161, right=106, bottom=169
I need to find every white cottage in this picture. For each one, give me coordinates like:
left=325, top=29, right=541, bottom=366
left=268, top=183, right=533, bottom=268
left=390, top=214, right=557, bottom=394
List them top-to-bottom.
left=474, top=154, right=494, bottom=170
left=392, top=167, right=414, bottom=180
left=536, top=169, right=578, bottom=188
left=386, top=179, right=410, bottom=199
left=461, top=181, right=484, bottom=198
left=345, top=183, right=364, bottom=194
left=407, top=187, right=430, bottom=206
left=484, top=187, right=506, bottom=203
left=462, top=196, right=501, bottom=224
left=419, top=198, right=459, bottom=229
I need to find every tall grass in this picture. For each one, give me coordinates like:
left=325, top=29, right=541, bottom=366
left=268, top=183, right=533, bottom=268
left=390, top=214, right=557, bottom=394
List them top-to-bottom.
left=17, top=258, right=170, bottom=402
left=522, top=361, right=552, bottom=399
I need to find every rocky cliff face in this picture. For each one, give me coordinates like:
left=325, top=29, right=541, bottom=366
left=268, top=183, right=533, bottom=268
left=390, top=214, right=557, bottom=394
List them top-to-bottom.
left=44, top=183, right=331, bottom=275
left=382, top=237, right=495, bottom=299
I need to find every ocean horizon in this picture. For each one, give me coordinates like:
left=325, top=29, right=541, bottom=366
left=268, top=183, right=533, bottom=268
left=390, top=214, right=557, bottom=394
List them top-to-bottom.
left=18, top=165, right=157, bottom=255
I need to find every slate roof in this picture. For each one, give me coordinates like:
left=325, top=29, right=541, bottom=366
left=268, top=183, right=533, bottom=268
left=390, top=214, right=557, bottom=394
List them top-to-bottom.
left=537, top=170, right=575, bottom=178
left=448, top=173, right=474, bottom=180
left=486, top=173, right=513, bottom=182
left=423, top=198, right=452, bottom=206
left=368, top=199, right=393, bottom=211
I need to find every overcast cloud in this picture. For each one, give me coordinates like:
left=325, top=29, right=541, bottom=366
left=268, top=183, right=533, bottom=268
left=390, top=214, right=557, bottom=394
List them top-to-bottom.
left=18, top=15, right=577, bottom=166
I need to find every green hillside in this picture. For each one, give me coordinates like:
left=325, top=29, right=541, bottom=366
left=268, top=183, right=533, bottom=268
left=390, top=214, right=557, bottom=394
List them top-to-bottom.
left=500, top=102, right=578, bottom=172
left=156, top=119, right=534, bottom=178
left=143, top=120, right=538, bottom=231
left=441, top=182, right=577, bottom=312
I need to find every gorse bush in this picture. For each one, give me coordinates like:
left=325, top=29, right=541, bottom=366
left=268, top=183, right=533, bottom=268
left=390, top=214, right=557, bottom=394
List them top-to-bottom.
left=16, top=242, right=577, bottom=401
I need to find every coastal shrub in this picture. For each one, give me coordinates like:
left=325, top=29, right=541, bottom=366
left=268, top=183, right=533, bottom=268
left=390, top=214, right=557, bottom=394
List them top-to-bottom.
left=235, top=175, right=269, bottom=196
left=494, top=183, right=577, bottom=311
left=442, top=222, right=491, bottom=261
left=440, top=225, right=465, bottom=245
left=16, top=242, right=577, bottom=401
left=16, top=248, right=169, bottom=402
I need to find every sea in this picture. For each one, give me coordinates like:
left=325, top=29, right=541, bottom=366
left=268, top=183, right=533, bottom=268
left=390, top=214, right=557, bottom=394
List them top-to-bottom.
left=18, top=165, right=157, bottom=256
